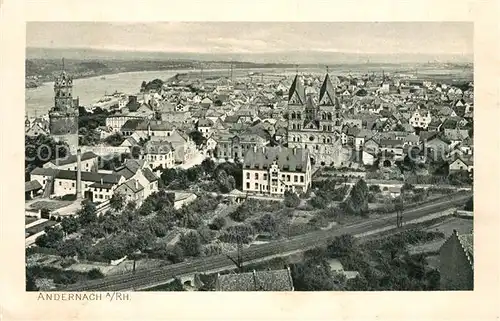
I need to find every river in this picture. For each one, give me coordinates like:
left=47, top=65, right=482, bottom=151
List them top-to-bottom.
left=25, top=66, right=472, bottom=117
left=25, top=70, right=186, bottom=116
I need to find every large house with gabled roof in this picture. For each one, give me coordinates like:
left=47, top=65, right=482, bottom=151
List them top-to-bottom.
left=242, top=146, right=312, bottom=196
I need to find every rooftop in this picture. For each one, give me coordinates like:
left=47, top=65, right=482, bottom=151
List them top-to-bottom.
left=243, top=146, right=309, bottom=173
left=215, top=268, right=293, bottom=291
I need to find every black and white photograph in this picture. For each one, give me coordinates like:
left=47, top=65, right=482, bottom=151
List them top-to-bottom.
left=24, top=22, right=474, bottom=292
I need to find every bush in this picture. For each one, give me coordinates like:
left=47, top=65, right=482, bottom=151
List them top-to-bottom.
left=284, top=190, right=300, bottom=208
left=209, top=217, right=226, bottom=230
left=219, top=225, right=254, bottom=244
left=178, top=232, right=202, bottom=257
left=87, top=268, right=104, bottom=279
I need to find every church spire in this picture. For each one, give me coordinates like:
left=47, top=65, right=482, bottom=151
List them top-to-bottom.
left=319, top=69, right=336, bottom=106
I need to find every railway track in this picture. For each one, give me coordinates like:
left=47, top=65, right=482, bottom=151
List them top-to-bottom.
left=64, top=192, right=471, bottom=291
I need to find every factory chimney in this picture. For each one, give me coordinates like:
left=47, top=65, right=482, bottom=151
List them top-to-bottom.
left=76, top=148, right=83, bottom=199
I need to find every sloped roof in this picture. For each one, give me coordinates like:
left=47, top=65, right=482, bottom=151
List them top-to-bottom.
left=319, top=74, right=336, bottom=106
left=288, top=75, right=306, bottom=104
left=197, top=118, right=214, bottom=127
left=121, top=119, right=143, bottom=131
left=143, top=140, right=174, bottom=154
left=243, top=146, right=309, bottom=173
left=49, top=151, right=98, bottom=167
left=113, top=159, right=145, bottom=179
left=30, top=167, right=59, bottom=177
left=142, top=168, right=158, bottom=182
left=55, top=170, right=122, bottom=184
left=118, top=179, right=144, bottom=193
left=25, top=180, right=42, bottom=192
left=457, top=232, right=474, bottom=267
left=216, top=269, right=293, bottom=291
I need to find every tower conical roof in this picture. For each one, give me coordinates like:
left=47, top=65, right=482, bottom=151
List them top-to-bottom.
left=288, top=74, right=305, bottom=105
left=319, top=74, right=336, bottom=106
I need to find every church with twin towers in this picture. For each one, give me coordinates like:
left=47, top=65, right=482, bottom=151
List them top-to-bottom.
left=286, top=68, right=347, bottom=167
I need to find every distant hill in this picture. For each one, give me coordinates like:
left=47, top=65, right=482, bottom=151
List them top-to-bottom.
left=26, top=47, right=473, bottom=65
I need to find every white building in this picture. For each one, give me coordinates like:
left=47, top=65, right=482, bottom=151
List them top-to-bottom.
left=409, top=109, right=432, bottom=129
left=196, top=118, right=214, bottom=138
left=141, top=140, right=176, bottom=170
left=242, top=147, right=312, bottom=196
left=43, top=151, right=99, bottom=172
left=53, top=170, right=125, bottom=200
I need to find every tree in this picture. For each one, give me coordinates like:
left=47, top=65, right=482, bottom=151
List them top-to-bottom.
left=188, top=130, right=207, bottom=147
left=104, top=132, right=125, bottom=147
left=25, top=134, right=70, bottom=179
left=201, top=158, right=216, bottom=175
left=186, top=166, right=203, bottom=182
left=161, top=168, right=178, bottom=186
left=216, top=169, right=235, bottom=193
left=343, top=179, right=369, bottom=216
left=284, top=190, right=300, bottom=208
left=109, top=192, right=126, bottom=211
left=138, top=199, right=155, bottom=216
left=77, top=200, right=98, bottom=226
left=253, top=213, right=278, bottom=234
left=101, top=215, right=121, bottom=235
left=61, top=216, right=80, bottom=235
left=209, top=216, right=226, bottom=230
left=35, top=226, right=63, bottom=248
left=178, top=232, right=202, bottom=257
left=327, top=234, right=356, bottom=258
left=57, top=238, right=85, bottom=258
left=167, top=245, right=185, bottom=263
left=291, top=260, right=335, bottom=291
left=26, top=270, right=39, bottom=291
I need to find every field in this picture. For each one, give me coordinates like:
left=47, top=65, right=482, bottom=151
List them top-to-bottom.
left=29, top=200, right=73, bottom=211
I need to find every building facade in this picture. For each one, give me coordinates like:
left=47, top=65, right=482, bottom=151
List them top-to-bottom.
left=286, top=73, right=344, bottom=166
left=242, top=146, right=312, bottom=196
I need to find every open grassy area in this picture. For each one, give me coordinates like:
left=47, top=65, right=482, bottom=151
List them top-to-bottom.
left=29, top=200, right=73, bottom=211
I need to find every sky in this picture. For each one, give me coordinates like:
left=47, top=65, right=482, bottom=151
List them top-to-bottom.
left=26, top=22, right=473, bottom=55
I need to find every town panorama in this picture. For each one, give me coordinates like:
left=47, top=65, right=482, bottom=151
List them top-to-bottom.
left=25, top=22, right=473, bottom=292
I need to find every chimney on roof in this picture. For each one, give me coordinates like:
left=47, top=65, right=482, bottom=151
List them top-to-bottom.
left=75, top=148, right=83, bottom=199
left=100, top=178, right=103, bottom=185
left=135, top=180, right=138, bottom=189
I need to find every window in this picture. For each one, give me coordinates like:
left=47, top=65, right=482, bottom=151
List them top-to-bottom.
left=246, top=172, right=250, bottom=179
left=255, top=173, right=259, bottom=180
left=263, top=174, right=267, bottom=180
left=287, top=175, right=290, bottom=182
left=294, top=175, right=298, bottom=182
left=300, top=176, right=304, bottom=183
left=59, top=182, right=62, bottom=186
left=246, top=182, right=250, bottom=189
left=72, top=183, right=75, bottom=187
left=255, top=183, right=259, bottom=189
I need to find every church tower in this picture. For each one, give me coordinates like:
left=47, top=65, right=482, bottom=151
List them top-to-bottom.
left=49, top=59, right=79, bottom=154
left=287, top=72, right=306, bottom=132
